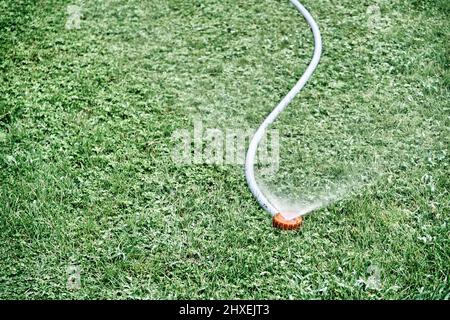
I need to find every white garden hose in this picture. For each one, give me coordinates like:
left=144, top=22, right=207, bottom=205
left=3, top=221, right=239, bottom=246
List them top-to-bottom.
left=245, top=0, right=322, bottom=229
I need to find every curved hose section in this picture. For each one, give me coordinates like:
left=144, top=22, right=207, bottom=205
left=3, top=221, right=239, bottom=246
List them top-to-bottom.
left=245, top=0, right=322, bottom=217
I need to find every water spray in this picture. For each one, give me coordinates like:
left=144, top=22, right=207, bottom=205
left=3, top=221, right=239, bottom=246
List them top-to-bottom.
left=245, top=0, right=322, bottom=230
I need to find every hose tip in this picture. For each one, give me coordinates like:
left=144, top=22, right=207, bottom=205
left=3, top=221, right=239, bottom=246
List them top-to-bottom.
left=272, top=213, right=303, bottom=230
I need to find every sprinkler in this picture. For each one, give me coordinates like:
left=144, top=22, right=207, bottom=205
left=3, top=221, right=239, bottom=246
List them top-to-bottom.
left=245, top=0, right=322, bottom=230
left=273, top=213, right=303, bottom=230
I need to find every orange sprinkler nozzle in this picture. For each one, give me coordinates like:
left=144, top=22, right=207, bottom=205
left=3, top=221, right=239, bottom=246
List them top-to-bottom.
left=272, top=213, right=303, bottom=230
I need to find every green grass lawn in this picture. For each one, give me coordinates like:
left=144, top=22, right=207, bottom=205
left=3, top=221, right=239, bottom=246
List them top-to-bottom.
left=1, top=0, right=449, bottom=299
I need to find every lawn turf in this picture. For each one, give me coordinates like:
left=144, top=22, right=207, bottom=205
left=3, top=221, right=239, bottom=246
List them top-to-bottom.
left=0, top=0, right=449, bottom=299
